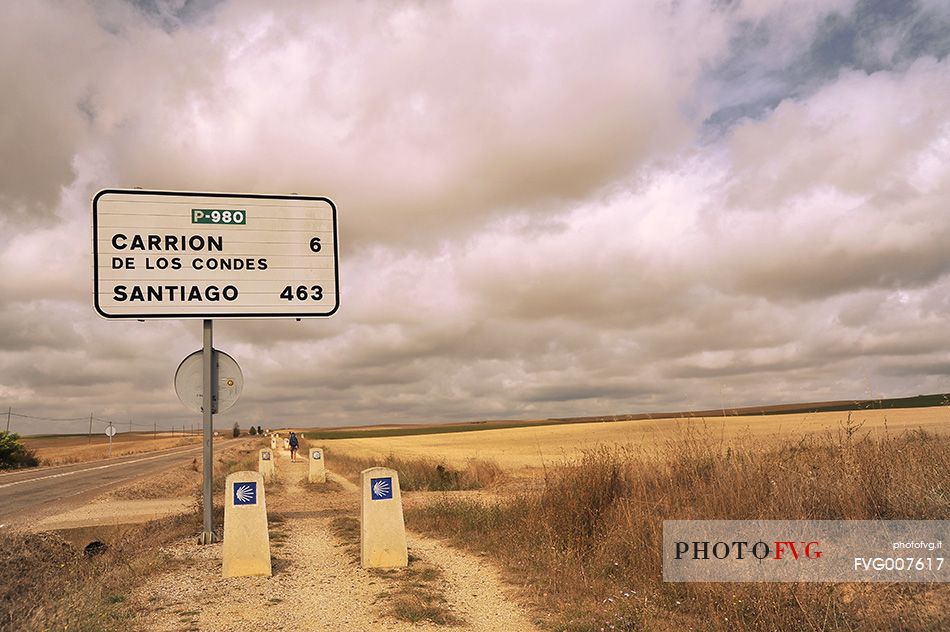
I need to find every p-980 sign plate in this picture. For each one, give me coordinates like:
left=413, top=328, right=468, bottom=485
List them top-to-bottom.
left=93, top=189, right=339, bottom=319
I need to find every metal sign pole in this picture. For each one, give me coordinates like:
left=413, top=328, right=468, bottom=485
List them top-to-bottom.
left=201, top=319, right=216, bottom=544
left=108, top=421, right=113, bottom=457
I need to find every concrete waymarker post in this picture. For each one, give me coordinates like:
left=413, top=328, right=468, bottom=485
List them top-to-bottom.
left=270, top=436, right=277, bottom=450
left=283, top=438, right=290, bottom=450
left=308, top=447, right=326, bottom=483
left=259, top=448, right=276, bottom=482
left=360, top=467, right=408, bottom=568
left=223, top=471, right=272, bottom=578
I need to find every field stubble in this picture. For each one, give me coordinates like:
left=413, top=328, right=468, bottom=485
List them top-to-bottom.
left=323, top=406, right=950, bottom=469
left=23, top=433, right=201, bottom=466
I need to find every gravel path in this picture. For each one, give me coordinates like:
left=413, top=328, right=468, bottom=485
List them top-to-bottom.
left=133, top=448, right=539, bottom=631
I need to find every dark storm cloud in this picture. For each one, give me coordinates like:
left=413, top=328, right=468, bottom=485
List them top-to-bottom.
left=126, top=0, right=223, bottom=30
left=522, top=383, right=653, bottom=404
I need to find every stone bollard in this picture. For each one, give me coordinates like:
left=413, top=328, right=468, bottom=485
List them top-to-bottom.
left=270, top=436, right=277, bottom=450
left=283, top=438, right=290, bottom=450
left=308, top=447, right=326, bottom=483
left=258, top=448, right=276, bottom=483
left=360, top=467, right=408, bottom=568
left=222, top=471, right=272, bottom=578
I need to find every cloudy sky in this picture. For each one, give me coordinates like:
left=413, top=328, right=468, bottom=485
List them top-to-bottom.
left=3, top=0, right=950, bottom=434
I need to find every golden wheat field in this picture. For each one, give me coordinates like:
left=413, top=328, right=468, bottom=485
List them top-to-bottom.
left=322, top=406, right=950, bottom=469
left=22, top=433, right=201, bottom=466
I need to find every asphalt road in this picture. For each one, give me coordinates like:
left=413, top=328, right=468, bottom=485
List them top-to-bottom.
left=0, top=440, right=236, bottom=527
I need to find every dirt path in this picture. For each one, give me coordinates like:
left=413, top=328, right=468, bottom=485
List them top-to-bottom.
left=133, top=448, right=539, bottom=632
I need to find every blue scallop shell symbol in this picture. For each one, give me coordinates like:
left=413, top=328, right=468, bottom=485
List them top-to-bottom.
left=370, top=477, right=393, bottom=500
left=234, top=481, right=257, bottom=505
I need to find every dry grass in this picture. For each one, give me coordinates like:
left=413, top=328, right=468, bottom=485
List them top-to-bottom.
left=406, top=421, right=950, bottom=631
left=0, top=439, right=271, bottom=631
left=210, top=441, right=271, bottom=494
left=329, top=450, right=505, bottom=491
left=107, top=458, right=202, bottom=500
left=303, top=478, right=346, bottom=493
left=0, top=512, right=202, bottom=632
left=329, top=515, right=360, bottom=560
left=329, top=516, right=463, bottom=626
left=384, top=558, right=465, bottom=626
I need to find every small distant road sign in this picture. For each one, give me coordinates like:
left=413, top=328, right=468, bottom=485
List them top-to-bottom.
left=93, top=189, right=339, bottom=319
left=104, top=426, right=116, bottom=437
left=370, top=477, right=393, bottom=501
left=233, top=482, right=257, bottom=506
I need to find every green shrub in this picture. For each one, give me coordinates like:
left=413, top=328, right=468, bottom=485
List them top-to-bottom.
left=232, top=422, right=240, bottom=438
left=0, top=432, right=38, bottom=469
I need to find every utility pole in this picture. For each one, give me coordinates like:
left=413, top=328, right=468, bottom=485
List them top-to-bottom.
left=200, top=319, right=216, bottom=544
left=5, top=407, right=10, bottom=433
left=88, top=413, right=93, bottom=444
left=154, top=420, right=157, bottom=440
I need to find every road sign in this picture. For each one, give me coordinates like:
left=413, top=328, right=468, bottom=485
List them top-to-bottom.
left=92, top=189, right=339, bottom=319
left=175, top=349, right=243, bottom=414
left=105, top=425, right=116, bottom=437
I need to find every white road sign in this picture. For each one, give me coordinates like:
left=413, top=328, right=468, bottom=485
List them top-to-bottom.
left=93, top=189, right=339, bottom=319
left=175, top=349, right=244, bottom=414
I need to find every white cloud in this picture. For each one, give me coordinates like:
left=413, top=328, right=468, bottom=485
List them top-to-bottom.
left=2, top=0, right=950, bottom=431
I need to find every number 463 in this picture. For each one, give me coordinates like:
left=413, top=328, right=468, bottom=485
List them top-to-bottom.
left=280, top=285, right=323, bottom=300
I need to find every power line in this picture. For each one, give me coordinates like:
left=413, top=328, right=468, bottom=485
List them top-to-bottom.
left=3, top=409, right=177, bottom=433
left=10, top=413, right=88, bottom=422
left=92, top=416, right=153, bottom=429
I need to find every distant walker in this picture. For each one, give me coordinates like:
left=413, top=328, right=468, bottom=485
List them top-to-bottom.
left=289, top=432, right=299, bottom=462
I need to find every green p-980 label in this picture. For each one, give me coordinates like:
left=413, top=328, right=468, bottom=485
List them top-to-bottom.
left=192, top=209, right=246, bottom=225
